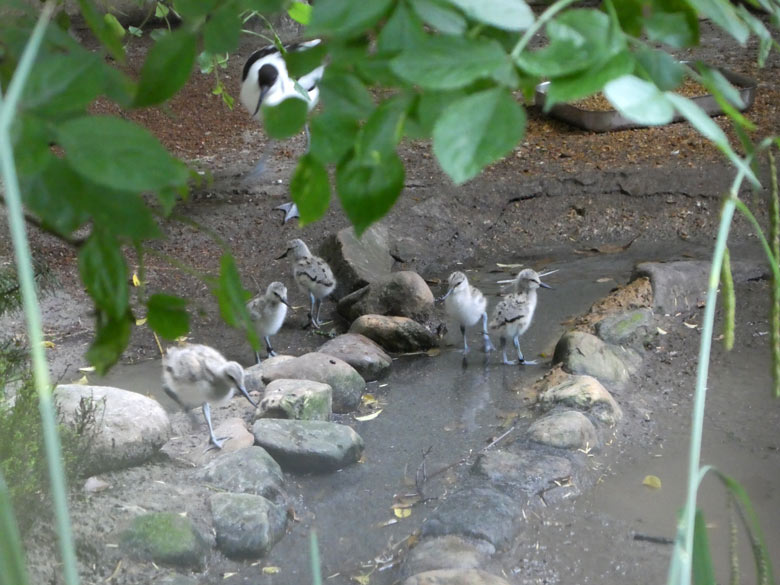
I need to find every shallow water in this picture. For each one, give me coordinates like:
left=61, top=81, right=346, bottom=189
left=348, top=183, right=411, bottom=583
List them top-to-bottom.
left=92, top=246, right=779, bottom=584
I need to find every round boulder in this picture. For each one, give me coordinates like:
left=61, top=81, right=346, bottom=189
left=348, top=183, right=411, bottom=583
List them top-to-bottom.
left=337, top=271, right=435, bottom=323
left=350, top=314, right=437, bottom=353
left=318, top=333, right=392, bottom=380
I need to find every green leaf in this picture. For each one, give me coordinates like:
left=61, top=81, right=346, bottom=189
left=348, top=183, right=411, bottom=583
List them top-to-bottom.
left=75, top=0, right=125, bottom=63
left=173, top=0, right=219, bottom=19
left=241, top=0, right=287, bottom=13
left=309, top=0, right=393, bottom=38
left=410, top=0, right=467, bottom=34
left=444, top=0, right=534, bottom=31
left=613, top=0, right=643, bottom=36
left=685, top=0, right=749, bottom=44
left=288, top=1, right=313, bottom=25
left=377, top=1, right=426, bottom=54
left=203, top=2, right=242, bottom=54
left=735, top=4, right=773, bottom=66
left=515, top=9, right=624, bottom=77
left=645, top=10, right=697, bottom=48
left=103, top=13, right=126, bottom=39
left=133, top=29, right=197, bottom=107
left=391, top=36, right=509, bottom=90
left=284, top=42, right=328, bottom=80
left=635, top=48, right=684, bottom=91
left=22, top=52, right=106, bottom=115
left=544, top=52, right=635, bottom=109
left=355, top=56, right=407, bottom=86
left=697, top=65, right=745, bottom=109
left=103, top=67, right=136, bottom=108
left=319, top=70, right=374, bottom=119
left=603, top=75, right=675, bottom=125
left=433, top=87, right=525, bottom=184
left=412, top=89, right=467, bottom=137
left=355, top=95, right=410, bottom=164
left=263, top=98, right=309, bottom=139
left=309, top=111, right=360, bottom=164
left=11, top=114, right=52, bottom=178
left=57, top=115, right=190, bottom=191
left=337, top=152, right=405, bottom=236
left=291, top=154, right=331, bottom=225
left=22, top=159, right=90, bottom=235
left=79, top=232, right=128, bottom=320
left=210, top=255, right=259, bottom=347
left=147, top=294, right=190, bottom=339
left=86, top=312, right=133, bottom=374
left=0, top=474, right=29, bottom=585
left=692, top=510, right=716, bottom=585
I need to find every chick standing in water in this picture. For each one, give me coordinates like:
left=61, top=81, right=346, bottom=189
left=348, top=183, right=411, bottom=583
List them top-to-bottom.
left=278, top=239, right=335, bottom=328
left=490, top=269, right=552, bottom=365
left=438, top=271, right=495, bottom=354
left=247, top=281, right=289, bottom=363
left=162, top=344, right=256, bottom=450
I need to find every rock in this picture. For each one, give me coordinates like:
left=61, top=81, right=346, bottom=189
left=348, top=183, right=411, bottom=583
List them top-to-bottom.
left=319, top=224, right=393, bottom=298
left=633, top=260, right=767, bottom=314
left=337, top=271, right=435, bottom=323
left=595, top=308, right=655, bottom=346
left=350, top=314, right=437, bottom=353
left=552, top=331, right=636, bottom=384
left=318, top=333, right=392, bottom=381
left=261, top=353, right=364, bottom=413
left=244, top=356, right=295, bottom=394
left=538, top=375, right=623, bottom=425
left=257, top=379, right=332, bottom=421
left=54, top=384, right=170, bottom=474
left=527, top=410, right=599, bottom=451
left=211, top=417, right=255, bottom=451
left=252, top=419, right=364, bottom=472
left=200, top=446, right=286, bottom=504
left=472, top=449, right=573, bottom=496
left=83, top=476, right=111, bottom=493
left=421, top=486, right=518, bottom=549
left=209, top=492, right=287, bottom=559
left=120, top=513, right=207, bottom=569
left=404, top=536, right=493, bottom=576
left=402, top=569, right=511, bottom=585
left=159, top=574, right=201, bottom=585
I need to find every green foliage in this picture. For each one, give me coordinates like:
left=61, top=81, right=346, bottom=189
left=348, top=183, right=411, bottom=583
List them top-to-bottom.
left=0, top=471, right=29, bottom=585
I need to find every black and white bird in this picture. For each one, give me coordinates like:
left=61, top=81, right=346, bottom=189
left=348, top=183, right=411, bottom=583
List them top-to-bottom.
left=240, top=39, right=325, bottom=223
left=277, top=238, right=336, bottom=329
left=490, top=269, right=553, bottom=365
left=438, top=271, right=495, bottom=354
left=247, top=281, right=289, bottom=363
left=161, top=344, right=257, bottom=450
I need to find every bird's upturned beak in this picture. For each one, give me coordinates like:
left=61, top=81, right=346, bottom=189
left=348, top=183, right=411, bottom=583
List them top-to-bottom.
left=252, top=86, right=271, bottom=117
left=539, top=282, right=552, bottom=289
left=435, top=287, right=454, bottom=303
left=237, top=383, right=257, bottom=408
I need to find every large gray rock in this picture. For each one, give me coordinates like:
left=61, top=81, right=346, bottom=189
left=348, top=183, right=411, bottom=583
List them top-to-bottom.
left=319, top=224, right=393, bottom=299
left=633, top=260, right=767, bottom=314
left=337, top=271, right=435, bottom=323
left=595, top=308, right=655, bottom=346
left=350, top=314, right=438, bottom=353
left=552, top=331, right=637, bottom=384
left=318, top=333, right=392, bottom=381
left=261, top=353, right=364, bottom=413
left=538, top=375, right=623, bottom=425
left=258, top=379, right=332, bottom=421
left=54, top=384, right=170, bottom=474
left=527, top=410, right=599, bottom=451
left=252, top=419, right=364, bottom=473
left=200, top=446, right=286, bottom=504
left=471, top=449, right=573, bottom=497
left=421, top=486, right=518, bottom=549
left=209, top=492, right=287, bottom=559
left=120, top=513, right=207, bottom=569
left=403, top=536, right=494, bottom=577
left=402, top=569, right=511, bottom=585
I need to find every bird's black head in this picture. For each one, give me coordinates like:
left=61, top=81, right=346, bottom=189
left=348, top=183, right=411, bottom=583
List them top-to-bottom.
left=257, top=64, right=278, bottom=90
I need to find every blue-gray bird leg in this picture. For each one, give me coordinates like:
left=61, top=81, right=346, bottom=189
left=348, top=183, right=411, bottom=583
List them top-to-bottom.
left=244, top=139, right=277, bottom=181
left=275, top=202, right=300, bottom=223
left=307, top=292, right=317, bottom=328
left=314, top=298, right=323, bottom=328
left=481, top=312, right=495, bottom=352
left=461, top=325, right=469, bottom=354
left=264, top=335, right=276, bottom=357
left=514, top=335, right=537, bottom=365
left=500, top=337, right=516, bottom=365
left=254, top=350, right=262, bottom=364
left=163, top=386, right=199, bottom=426
left=202, top=402, right=227, bottom=451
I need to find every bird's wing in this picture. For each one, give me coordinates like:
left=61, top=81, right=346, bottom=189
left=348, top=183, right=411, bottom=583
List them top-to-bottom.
left=296, top=259, right=335, bottom=288
left=247, top=295, right=268, bottom=320
left=491, top=295, right=526, bottom=329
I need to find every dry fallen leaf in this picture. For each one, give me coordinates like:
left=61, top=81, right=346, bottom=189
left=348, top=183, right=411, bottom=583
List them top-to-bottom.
left=496, top=262, right=523, bottom=269
left=132, top=272, right=141, bottom=287
left=596, top=277, right=612, bottom=283
left=135, top=317, right=147, bottom=326
left=683, top=322, right=697, bottom=329
left=657, top=327, right=668, bottom=335
left=41, top=340, right=55, bottom=349
left=426, top=348, right=441, bottom=357
left=78, top=366, right=96, bottom=373
left=74, top=375, right=89, bottom=385
left=361, top=394, right=378, bottom=407
left=354, top=409, right=383, bottom=422
left=643, top=475, right=662, bottom=489
left=393, top=508, right=412, bottom=519
left=376, top=518, right=398, bottom=528
left=262, top=566, right=281, bottom=575
left=223, top=572, right=237, bottom=579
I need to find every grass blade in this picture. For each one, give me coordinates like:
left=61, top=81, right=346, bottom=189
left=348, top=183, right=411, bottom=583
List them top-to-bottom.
left=769, top=150, right=780, bottom=397
left=720, top=246, right=735, bottom=351
left=0, top=473, right=29, bottom=585
left=693, top=509, right=716, bottom=585
left=310, top=529, right=322, bottom=585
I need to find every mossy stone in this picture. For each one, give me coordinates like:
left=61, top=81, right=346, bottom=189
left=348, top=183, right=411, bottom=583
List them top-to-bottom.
left=121, top=512, right=208, bottom=569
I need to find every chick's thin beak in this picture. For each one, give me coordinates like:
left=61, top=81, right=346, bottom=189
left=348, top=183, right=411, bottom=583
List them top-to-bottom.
left=252, top=85, right=271, bottom=117
left=539, top=281, right=552, bottom=289
left=436, top=286, right=454, bottom=304
left=237, top=383, right=257, bottom=408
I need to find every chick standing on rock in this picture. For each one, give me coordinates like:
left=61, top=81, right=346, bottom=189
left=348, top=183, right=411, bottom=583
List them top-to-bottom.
left=277, top=238, right=336, bottom=329
left=490, top=268, right=552, bottom=365
left=437, top=271, right=495, bottom=354
left=247, top=281, right=289, bottom=363
left=161, top=344, right=256, bottom=450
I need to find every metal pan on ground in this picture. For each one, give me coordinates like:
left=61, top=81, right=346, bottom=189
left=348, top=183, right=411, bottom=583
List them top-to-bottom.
left=534, top=67, right=757, bottom=133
